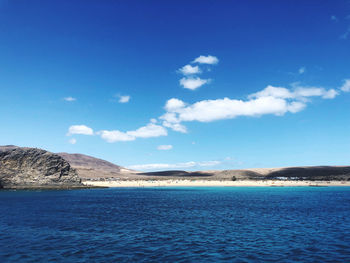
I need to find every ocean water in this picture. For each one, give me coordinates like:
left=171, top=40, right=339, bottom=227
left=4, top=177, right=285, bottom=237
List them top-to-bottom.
left=0, top=187, right=350, bottom=262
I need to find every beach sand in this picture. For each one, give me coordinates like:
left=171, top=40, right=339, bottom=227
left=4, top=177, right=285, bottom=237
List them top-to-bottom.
left=84, top=180, right=350, bottom=188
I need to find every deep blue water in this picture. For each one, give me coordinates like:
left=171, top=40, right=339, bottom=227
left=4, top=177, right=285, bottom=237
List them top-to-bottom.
left=0, top=187, right=350, bottom=262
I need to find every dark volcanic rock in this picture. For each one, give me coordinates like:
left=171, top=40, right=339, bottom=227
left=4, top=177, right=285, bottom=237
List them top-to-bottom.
left=0, top=147, right=83, bottom=189
left=266, top=166, right=350, bottom=181
left=139, top=170, right=214, bottom=177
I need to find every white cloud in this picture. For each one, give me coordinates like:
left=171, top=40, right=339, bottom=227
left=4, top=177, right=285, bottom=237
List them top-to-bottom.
left=192, top=55, right=219, bottom=65
left=178, top=64, right=201, bottom=75
left=298, top=67, right=306, bottom=74
left=180, top=77, right=210, bottom=90
left=340, top=79, right=350, bottom=92
left=161, top=83, right=339, bottom=132
left=250, top=84, right=338, bottom=100
left=292, top=84, right=339, bottom=99
left=249, top=85, right=293, bottom=99
left=294, top=87, right=338, bottom=99
left=322, top=89, right=339, bottom=99
left=118, top=95, right=131, bottom=103
left=167, top=96, right=301, bottom=123
left=64, top=97, right=76, bottom=102
left=165, top=98, right=186, bottom=111
left=160, top=112, right=187, bottom=133
left=162, top=121, right=187, bottom=133
left=98, top=123, right=167, bottom=143
left=128, top=123, right=167, bottom=138
left=67, top=125, right=94, bottom=136
left=98, top=130, right=135, bottom=142
left=68, top=138, right=77, bottom=144
left=157, top=145, right=173, bottom=150
left=128, top=160, right=221, bottom=171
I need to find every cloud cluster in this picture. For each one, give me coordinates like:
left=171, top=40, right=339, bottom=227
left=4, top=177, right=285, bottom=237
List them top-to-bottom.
left=66, top=55, right=349, bottom=146
left=178, top=55, right=218, bottom=90
left=68, top=77, right=348, bottom=143
left=160, top=83, right=340, bottom=131
left=128, top=160, right=221, bottom=171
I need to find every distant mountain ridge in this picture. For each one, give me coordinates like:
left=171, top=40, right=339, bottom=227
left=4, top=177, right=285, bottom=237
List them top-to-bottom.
left=1, top=146, right=350, bottom=183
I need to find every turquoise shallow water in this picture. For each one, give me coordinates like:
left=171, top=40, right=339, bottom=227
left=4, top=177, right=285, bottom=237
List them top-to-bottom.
left=0, top=187, right=350, bottom=262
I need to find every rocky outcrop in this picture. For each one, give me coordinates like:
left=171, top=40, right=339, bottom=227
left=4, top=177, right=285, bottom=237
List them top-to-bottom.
left=0, top=147, right=83, bottom=189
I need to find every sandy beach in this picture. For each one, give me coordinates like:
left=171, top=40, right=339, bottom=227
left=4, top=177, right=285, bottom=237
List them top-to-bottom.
left=84, top=180, right=350, bottom=188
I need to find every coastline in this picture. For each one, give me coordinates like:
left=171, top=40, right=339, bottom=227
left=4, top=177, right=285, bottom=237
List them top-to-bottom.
left=83, top=180, right=350, bottom=188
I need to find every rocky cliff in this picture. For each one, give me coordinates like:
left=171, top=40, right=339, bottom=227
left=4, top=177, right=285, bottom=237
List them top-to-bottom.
left=0, top=147, right=83, bottom=189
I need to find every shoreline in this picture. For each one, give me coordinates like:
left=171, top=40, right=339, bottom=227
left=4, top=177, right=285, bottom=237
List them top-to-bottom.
left=83, top=180, right=350, bottom=188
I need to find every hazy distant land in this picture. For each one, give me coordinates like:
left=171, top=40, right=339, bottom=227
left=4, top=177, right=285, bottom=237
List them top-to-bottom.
left=1, top=145, right=350, bottom=189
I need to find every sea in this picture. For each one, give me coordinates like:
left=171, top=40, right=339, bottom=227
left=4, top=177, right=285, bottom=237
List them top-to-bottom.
left=0, top=187, right=349, bottom=262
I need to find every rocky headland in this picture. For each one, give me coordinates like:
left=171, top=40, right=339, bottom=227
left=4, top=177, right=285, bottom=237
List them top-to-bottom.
left=0, top=146, right=84, bottom=189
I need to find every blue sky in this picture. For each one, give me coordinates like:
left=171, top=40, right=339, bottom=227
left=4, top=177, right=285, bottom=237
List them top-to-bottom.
left=1, top=0, right=350, bottom=171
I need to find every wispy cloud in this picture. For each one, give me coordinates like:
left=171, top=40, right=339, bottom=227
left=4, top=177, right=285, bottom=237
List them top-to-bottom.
left=330, top=14, right=350, bottom=39
left=331, top=15, right=338, bottom=22
left=341, top=26, right=350, bottom=39
left=192, top=55, right=219, bottom=65
left=298, top=67, right=306, bottom=74
left=180, top=77, right=210, bottom=90
left=340, top=79, right=350, bottom=92
left=251, top=83, right=338, bottom=100
left=118, top=95, right=131, bottom=103
left=63, top=97, right=76, bottom=102
left=67, top=125, right=94, bottom=136
left=68, top=138, right=77, bottom=144
left=157, top=145, right=173, bottom=150
left=128, top=160, right=221, bottom=171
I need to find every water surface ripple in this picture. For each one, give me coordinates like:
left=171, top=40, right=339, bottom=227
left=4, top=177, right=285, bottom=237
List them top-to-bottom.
left=0, top=187, right=350, bottom=262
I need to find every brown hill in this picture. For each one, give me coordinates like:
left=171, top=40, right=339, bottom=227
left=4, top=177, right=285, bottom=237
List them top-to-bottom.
left=57, top=152, right=136, bottom=180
